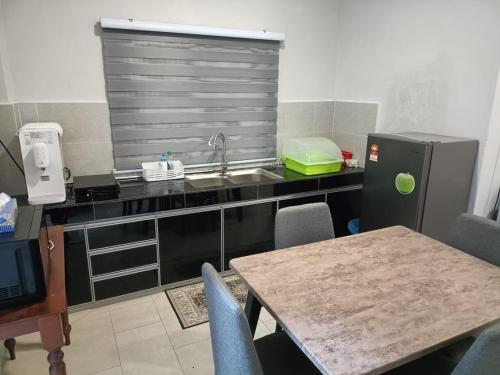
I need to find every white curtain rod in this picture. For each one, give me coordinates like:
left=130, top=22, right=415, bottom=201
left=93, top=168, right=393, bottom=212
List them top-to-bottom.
left=100, top=18, right=285, bottom=42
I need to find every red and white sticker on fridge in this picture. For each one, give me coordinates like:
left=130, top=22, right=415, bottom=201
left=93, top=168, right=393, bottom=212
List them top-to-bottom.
left=369, top=144, right=379, bottom=162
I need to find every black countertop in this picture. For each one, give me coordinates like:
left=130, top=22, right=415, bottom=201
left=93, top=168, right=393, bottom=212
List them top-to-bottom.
left=42, top=166, right=364, bottom=226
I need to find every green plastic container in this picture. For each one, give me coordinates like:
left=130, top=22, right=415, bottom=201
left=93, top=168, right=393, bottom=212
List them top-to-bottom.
left=282, top=137, right=344, bottom=175
left=283, top=154, right=343, bottom=175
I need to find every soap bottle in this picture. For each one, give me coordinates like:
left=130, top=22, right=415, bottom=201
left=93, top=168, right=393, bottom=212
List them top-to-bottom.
left=160, top=153, right=167, bottom=168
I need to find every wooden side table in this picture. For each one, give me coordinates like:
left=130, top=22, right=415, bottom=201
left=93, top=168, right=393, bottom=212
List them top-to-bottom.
left=0, top=226, right=71, bottom=375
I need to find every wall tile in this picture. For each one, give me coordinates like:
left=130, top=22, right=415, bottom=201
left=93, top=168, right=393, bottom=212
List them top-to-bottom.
left=276, top=101, right=336, bottom=159
left=279, top=101, right=314, bottom=135
left=312, top=101, right=335, bottom=134
left=334, top=101, right=378, bottom=135
left=18, top=102, right=39, bottom=125
left=276, top=102, right=285, bottom=136
left=12, top=103, right=22, bottom=129
left=38, top=103, right=112, bottom=143
left=0, top=104, right=26, bottom=195
left=0, top=104, right=17, bottom=143
left=332, top=130, right=368, bottom=167
left=62, top=141, right=114, bottom=177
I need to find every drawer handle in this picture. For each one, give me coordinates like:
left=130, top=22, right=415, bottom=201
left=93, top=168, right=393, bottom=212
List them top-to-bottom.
left=48, top=240, right=55, bottom=252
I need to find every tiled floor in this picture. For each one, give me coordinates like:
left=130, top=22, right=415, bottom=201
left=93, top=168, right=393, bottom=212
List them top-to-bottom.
left=0, top=292, right=276, bottom=375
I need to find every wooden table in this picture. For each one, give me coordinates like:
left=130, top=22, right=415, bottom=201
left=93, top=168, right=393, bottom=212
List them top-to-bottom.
left=0, top=226, right=71, bottom=375
left=230, top=226, right=500, bottom=375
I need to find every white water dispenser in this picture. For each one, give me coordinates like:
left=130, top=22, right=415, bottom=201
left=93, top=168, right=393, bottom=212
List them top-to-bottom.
left=18, top=123, right=66, bottom=205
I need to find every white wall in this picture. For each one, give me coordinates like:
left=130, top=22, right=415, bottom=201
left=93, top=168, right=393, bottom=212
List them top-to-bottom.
left=0, top=0, right=338, bottom=102
left=333, top=0, right=500, bottom=210
left=335, top=0, right=500, bottom=139
left=0, top=1, right=11, bottom=102
left=475, top=66, right=500, bottom=216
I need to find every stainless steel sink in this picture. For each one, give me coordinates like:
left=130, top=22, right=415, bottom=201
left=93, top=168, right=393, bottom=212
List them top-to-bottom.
left=185, top=168, right=282, bottom=188
left=226, top=168, right=283, bottom=184
left=185, top=172, right=229, bottom=189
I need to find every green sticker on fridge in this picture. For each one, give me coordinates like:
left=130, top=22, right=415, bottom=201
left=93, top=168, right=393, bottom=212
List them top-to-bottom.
left=395, top=173, right=415, bottom=195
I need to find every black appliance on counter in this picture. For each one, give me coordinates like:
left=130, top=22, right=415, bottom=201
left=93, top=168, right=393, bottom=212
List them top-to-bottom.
left=73, top=174, right=120, bottom=203
left=0, top=205, right=48, bottom=309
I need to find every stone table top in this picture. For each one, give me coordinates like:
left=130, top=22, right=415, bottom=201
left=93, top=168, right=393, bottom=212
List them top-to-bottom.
left=230, top=226, right=500, bottom=375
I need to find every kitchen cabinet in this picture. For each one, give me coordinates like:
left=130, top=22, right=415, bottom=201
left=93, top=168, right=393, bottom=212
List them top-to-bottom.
left=58, top=168, right=364, bottom=307
left=327, top=190, right=362, bottom=237
left=278, top=194, right=325, bottom=209
left=223, top=202, right=277, bottom=270
left=158, top=209, right=222, bottom=284
left=87, top=220, right=155, bottom=249
left=64, top=229, right=92, bottom=306
left=90, top=244, right=158, bottom=276
left=93, top=268, right=159, bottom=301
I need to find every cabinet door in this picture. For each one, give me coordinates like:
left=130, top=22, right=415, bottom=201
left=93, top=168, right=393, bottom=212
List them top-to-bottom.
left=327, top=189, right=362, bottom=237
left=278, top=194, right=325, bottom=209
left=223, top=202, right=277, bottom=270
left=158, top=210, right=222, bottom=284
left=64, top=229, right=92, bottom=306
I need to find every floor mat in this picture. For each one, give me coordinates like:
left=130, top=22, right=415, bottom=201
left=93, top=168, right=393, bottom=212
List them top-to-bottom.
left=165, top=275, right=247, bottom=328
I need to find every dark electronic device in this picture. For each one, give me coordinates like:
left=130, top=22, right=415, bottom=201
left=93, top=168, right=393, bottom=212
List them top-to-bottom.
left=73, top=174, right=120, bottom=203
left=0, top=205, right=48, bottom=310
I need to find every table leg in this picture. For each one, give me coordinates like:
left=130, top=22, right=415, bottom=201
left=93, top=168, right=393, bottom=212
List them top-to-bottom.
left=244, top=291, right=261, bottom=337
left=61, top=311, right=71, bottom=346
left=39, top=315, right=66, bottom=375
left=4, top=338, right=16, bottom=360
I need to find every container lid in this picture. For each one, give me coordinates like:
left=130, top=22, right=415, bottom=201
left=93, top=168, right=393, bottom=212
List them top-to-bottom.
left=18, top=122, right=63, bottom=136
left=282, top=137, right=342, bottom=165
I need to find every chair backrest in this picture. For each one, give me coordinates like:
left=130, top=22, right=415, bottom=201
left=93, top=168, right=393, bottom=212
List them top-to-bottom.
left=275, top=202, right=335, bottom=250
left=446, top=213, right=500, bottom=266
left=202, top=263, right=264, bottom=375
left=452, top=323, right=500, bottom=375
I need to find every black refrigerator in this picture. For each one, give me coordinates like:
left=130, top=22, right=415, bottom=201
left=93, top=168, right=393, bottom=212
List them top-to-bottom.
left=359, top=132, right=478, bottom=241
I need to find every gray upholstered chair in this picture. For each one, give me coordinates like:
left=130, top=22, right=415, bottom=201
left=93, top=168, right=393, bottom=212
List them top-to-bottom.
left=273, top=202, right=335, bottom=332
left=274, top=202, right=335, bottom=250
left=446, top=213, right=500, bottom=266
left=440, top=214, right=500, bottom=363
left=202, top=263, right=320, bottom=375
left=384, top=323, right=500, bottom=375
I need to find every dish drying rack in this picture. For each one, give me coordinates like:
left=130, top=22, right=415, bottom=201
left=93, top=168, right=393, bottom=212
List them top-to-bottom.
left=142, top=160, right=184, bottom=182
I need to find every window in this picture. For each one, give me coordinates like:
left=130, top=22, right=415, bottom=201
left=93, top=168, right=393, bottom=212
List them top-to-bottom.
left=100, top=27, right=280, bottom=171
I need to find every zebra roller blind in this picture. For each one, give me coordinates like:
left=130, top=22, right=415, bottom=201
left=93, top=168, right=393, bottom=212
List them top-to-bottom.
left=100, top=28, right=280, bottom=170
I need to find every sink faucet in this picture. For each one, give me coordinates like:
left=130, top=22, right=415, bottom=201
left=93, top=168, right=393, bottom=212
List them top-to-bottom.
left=208, top=133, right=228, bottom=175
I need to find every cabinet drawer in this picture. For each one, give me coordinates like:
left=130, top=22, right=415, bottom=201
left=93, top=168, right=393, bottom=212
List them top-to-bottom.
left=87, top=220, right=155, bottom=249
left=91, top=245, right=157, bottom=276
left=93, top=268, right=159, bottom=301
